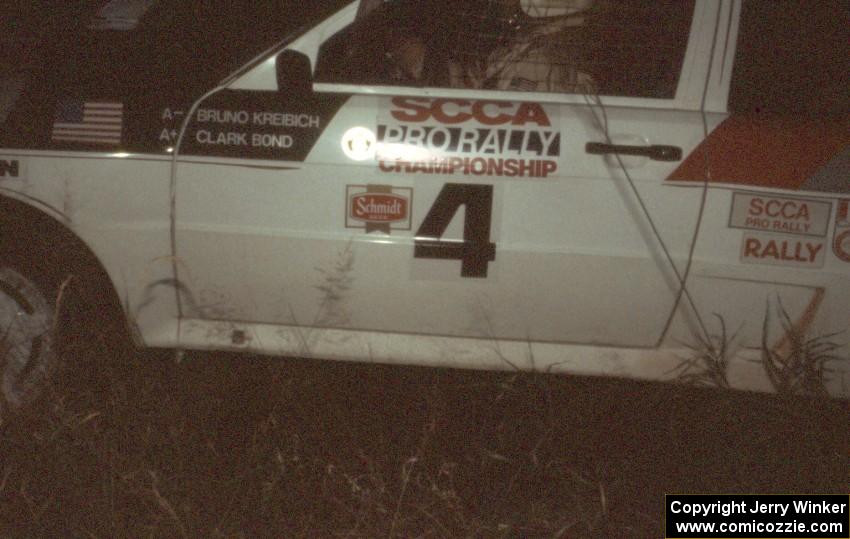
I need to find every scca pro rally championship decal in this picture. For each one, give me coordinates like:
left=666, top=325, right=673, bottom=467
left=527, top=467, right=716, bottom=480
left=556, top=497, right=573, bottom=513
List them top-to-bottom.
left=375, top=98, right=560, bottom=179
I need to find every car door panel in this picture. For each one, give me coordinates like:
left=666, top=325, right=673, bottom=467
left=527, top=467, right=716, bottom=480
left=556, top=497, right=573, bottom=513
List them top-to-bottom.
left=176, top=90, right=711, bottom=348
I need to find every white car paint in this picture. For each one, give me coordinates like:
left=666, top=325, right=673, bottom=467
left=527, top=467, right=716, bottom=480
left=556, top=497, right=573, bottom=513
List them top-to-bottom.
left=1, top=0, right=848, bottom=398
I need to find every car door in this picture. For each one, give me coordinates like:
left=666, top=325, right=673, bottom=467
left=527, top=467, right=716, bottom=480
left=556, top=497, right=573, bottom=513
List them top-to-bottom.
left=172, top=0, right=729, bottom=352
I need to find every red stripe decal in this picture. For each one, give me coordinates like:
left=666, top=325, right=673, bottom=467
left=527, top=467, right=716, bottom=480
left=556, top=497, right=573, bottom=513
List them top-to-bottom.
left=666, top=115, right=850, bottom=190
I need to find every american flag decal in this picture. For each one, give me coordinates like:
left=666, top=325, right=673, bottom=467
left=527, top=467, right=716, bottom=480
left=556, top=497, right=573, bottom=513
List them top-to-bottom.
left=52, top=101, right=123, bottom=145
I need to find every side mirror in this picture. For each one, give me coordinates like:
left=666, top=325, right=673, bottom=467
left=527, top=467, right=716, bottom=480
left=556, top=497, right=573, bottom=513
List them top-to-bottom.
left=275, top=50, right=313, bottom=96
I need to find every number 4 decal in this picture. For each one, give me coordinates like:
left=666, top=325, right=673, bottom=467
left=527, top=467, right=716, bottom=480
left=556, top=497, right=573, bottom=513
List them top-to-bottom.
left=414, top=184, right=496, bottom=278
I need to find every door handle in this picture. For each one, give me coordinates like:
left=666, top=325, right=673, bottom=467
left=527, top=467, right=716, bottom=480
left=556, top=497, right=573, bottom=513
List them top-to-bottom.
left=585, top=142, right=682, bottom=162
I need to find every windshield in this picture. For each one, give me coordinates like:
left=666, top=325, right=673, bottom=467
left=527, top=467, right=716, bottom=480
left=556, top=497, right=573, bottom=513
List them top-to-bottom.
left=0, top=1, right=350, bottom=148
left=1, top=1, right=350, bottom=101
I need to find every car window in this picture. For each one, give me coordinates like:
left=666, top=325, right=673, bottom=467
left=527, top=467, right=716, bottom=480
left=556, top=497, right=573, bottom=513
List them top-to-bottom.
left=315, top=0, right=694, bottom=98
left=729, top=0, right=849, bottom=115
left=0, top=1, right=350, bottom=149
left=0, top=76, right=25, bottom=124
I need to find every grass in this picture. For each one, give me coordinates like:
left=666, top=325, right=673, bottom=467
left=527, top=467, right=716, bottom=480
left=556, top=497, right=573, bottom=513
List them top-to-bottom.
left=671, top=299, right=849, bottom=399
left=760, top=299, right=847, bottom=398
left=669, top=314, right=736, bottom=389
left=1, top=321, right=848, bottom=538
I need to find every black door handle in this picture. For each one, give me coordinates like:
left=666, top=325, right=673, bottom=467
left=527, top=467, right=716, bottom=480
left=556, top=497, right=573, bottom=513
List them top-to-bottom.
left=585, top=142, right=682, bottom=162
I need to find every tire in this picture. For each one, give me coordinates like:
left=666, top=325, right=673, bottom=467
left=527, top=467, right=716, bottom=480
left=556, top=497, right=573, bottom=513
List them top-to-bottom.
left=0, top=204, right=129, bottom=421
left=0, top=257, right=59, bottom=415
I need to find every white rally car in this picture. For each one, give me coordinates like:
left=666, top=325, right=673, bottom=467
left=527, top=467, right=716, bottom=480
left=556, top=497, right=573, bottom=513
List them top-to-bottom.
left=1, top=0, right=848, bottom=409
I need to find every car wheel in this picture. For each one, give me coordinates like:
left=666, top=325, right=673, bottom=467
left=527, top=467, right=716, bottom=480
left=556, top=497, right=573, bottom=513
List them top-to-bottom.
left=0, top=261, right=57, bottom=416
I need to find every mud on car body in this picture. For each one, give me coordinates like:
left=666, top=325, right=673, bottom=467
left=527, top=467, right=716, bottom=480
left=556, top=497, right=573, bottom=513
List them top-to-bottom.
left=1, top=0, right=848, bottom=412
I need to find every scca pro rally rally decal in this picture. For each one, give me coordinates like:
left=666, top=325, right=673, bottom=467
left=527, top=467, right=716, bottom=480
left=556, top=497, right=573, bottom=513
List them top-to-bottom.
left=375, top=98, right=560, bottom=179
left=728, top=192, right=831, bottom=237
left=732, top=193, right=829, bottom=269
left=740, top=233, right=826, bottom=269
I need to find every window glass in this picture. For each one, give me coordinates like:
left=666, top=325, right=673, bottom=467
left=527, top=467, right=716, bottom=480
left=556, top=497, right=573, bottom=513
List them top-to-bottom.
left=316, top=0, right=695, bottom=98
left=729, top=0, right=849, bottom=115
left=0, top=1, right=349, bottom=148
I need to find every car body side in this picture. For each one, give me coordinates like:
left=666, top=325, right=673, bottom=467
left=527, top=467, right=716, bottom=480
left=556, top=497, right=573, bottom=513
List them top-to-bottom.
left=1, top=0, right=848, bottom=397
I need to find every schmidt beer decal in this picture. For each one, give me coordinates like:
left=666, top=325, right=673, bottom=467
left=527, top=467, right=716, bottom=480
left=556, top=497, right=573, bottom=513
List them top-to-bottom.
left=377, top=97, right=560, bottom=178
left=346, top=184, right=413, bottom=234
